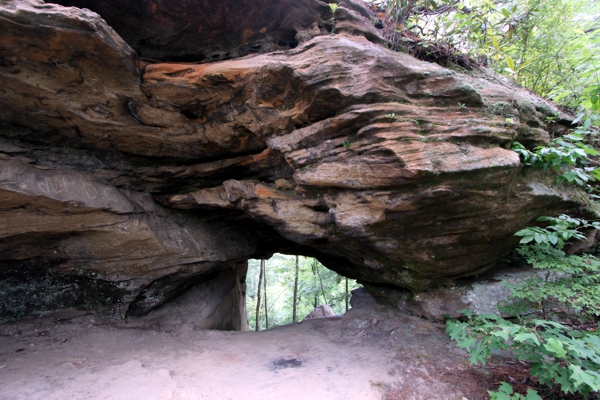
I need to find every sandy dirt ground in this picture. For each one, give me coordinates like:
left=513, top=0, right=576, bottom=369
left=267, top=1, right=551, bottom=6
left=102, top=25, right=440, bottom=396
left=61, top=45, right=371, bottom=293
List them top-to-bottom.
left=0, top=303, right=494, bottom=400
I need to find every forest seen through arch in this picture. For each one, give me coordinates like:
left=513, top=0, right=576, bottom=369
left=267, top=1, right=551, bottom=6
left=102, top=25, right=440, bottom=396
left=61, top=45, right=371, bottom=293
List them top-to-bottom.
left=246, top=255, right=361, bottom=331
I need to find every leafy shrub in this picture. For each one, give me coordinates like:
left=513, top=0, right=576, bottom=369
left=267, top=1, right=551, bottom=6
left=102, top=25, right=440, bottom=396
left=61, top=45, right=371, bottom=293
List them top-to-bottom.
left=512, top=135, right=600, bottom=186
left=446, top=214, right=600, bottom=398
left=514, top=214, right=599, bottom=249
left=508, top=215, right=600, bottom=320
left=505, top=245, right=600, bottom=320
left=447, top=312, right=600, bottom=397
left=490, top=382, right=542, bottom=400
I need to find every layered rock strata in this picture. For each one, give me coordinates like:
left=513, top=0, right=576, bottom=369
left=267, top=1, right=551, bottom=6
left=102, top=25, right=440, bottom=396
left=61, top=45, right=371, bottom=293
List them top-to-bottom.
left=0, top=0, right=583, bottom=325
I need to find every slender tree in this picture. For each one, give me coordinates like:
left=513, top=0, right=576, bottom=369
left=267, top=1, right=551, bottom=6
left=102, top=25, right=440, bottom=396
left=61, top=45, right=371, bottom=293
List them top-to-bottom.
left=292, top=255, right=300, bottom=323
left=255, top=259, right=264, bottom=331
left=263, top=259, right=269, bottom=329
left=314, top=259, right=328, bottom=305
left=311, top=260, right=318, bottom=307
left=345, top=277, right=349, bottom=312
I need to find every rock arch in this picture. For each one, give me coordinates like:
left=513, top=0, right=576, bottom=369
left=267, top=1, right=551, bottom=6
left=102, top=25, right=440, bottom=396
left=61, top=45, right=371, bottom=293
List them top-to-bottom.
left=0, top=0, right=583, bottom=327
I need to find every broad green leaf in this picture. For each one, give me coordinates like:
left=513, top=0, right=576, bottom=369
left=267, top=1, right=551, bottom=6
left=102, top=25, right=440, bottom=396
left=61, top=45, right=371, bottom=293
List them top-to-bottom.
left=492, top=36, right=499, bottom=49
left=506, top=56, right=515, bottom=72
left=516, top=60, right=532, bottom=72
left=553, top=91, right=572, bottom=102
left=563, top=134, right=584, bottom=141
left=534, top=233, right=544, bottom=244
left=519, top=236, right=534, bottom=244
left=492, top=328, right=510, bottom=340
left=514, top=332, right=540, bottom=345
left=544, top=337, right=567, bottom=358
left=569, top=365, right=600, bottom=391
left=553, top=368, right=573, bottom=391
left=490, top=381, right=514, bottom=399
left=525, top=389, right=543, bottom=400
left=488, top=390, right=511, bottom=400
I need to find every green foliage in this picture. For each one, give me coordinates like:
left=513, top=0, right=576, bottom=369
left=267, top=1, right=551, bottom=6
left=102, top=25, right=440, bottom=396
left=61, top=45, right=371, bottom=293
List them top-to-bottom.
left=366, top=0, right=459, bottom=25
left=367, top=0, right=600, bottom=113
left=456, top=1, right=597, bottom=105
left=328, top=2, right=341, bottom=14
left=328, top=2, right=341, bottom=34
left=582, top=84, right=600, bottom=113
left=384, top=113, right=396, bottom=121
left=512, top=134, right=600, bottom=186
left=342, top=141, right=351, bottom=149
left=514, top=214, right=599, bottom=248
left=447, top=215, right=600, bottom=398
left=511, top=218, right=600, bottom=319
left=504, top=244, right=600, bottom=319
left=247, top=255, right=359, bottom=330
left=446, top=313, right=600, bottom=397
left=489, top=382, right=542, bottom=400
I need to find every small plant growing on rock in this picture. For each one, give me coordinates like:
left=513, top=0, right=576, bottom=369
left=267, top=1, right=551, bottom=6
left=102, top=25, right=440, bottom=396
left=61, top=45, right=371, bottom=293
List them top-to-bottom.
left=328, top=2, right=341, bottom=15
left=328, top=3, right=341, bottom=34
left=385, top=113, right=396, bottom=121
left=544, top=113, right=559, bottom=125
left=342, top=141, right=351, bottom=149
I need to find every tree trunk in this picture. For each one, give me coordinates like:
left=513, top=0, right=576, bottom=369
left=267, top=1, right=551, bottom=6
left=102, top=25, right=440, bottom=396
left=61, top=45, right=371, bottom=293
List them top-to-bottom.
left=292, top=255, right=299, bottom=323
left=255, top=259, right=264, bottom=331
left=263, top=259, right=269, bottom=330
left=315, top=259, right=328, bottom=305
left=311, top=260, right=318, bottom=308
left=345, top=277, right=349, bottom=312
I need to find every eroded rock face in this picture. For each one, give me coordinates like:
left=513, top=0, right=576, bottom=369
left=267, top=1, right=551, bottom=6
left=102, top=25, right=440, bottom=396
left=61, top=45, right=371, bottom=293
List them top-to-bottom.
left=0, top=0, right=584, bottom=325
left=48, top=0, right=382, bottom=62
left=148, top=39, right=579, bottom=290
left=0, top=155, right=259, bottom=320
left=123, top=261, right=250, bottom=331
left=370, top=265, right=542, bottom=322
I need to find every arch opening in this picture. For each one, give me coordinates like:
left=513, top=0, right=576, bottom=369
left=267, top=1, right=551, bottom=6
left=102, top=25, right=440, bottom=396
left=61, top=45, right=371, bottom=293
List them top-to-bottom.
left=246, top=254, right=361, bottom=331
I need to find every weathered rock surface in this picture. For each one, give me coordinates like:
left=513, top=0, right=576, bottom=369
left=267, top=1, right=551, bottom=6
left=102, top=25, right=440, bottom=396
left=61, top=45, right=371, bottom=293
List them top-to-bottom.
left=0, top=0, right=586, bottom=325
left=48, top=0, right=382, bottom=62
left=120, top=261, right=249, bottom=331
left=370, top=265, right=543, bottom=322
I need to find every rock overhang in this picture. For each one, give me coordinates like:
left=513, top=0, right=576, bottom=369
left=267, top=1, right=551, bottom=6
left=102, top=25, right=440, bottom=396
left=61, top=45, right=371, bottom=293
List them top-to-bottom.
left=0, top=0, right=587, bottom=324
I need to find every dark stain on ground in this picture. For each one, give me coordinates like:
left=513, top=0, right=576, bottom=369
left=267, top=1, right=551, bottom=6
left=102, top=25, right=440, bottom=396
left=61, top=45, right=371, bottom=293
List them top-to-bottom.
left=271, top=357, right=302, bottom=370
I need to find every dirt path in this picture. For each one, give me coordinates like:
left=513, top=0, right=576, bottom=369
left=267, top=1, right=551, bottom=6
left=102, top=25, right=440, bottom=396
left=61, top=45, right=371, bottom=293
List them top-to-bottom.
left=0, top=302, right=492, bottom=399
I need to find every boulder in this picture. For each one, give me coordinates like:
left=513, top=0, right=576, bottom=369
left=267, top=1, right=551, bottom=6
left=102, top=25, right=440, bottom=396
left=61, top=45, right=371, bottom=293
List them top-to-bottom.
left=0, top=0, right=587, bottom=326
left=365, top=265, right=543, bottom=322
left=302, top=304, right=336, bottom=321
